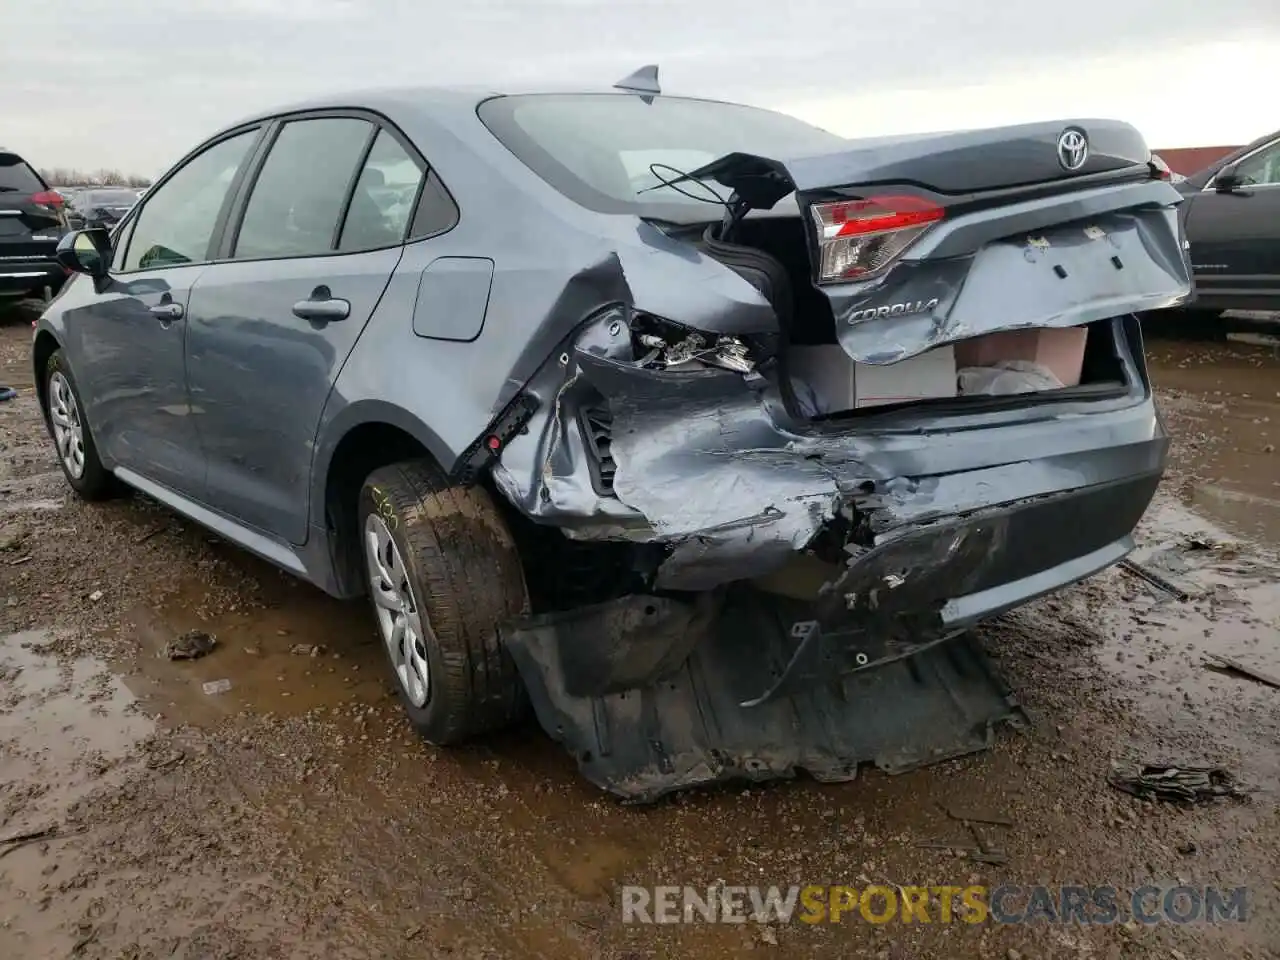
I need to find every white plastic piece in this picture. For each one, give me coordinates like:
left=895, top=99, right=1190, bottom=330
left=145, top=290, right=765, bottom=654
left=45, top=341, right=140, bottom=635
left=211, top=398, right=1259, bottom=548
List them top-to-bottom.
left=957, top=360, right=1064, bottom=396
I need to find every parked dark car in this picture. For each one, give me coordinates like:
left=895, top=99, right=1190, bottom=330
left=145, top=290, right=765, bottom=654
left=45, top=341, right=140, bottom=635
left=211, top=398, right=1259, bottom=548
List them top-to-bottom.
left=32, top=79, right=1190, bottom=797
left=1167, top=128, right=1280, bottom=329
left=0, top=148, right=68, bottom=301
left=67, top=188, right=140, bottom=230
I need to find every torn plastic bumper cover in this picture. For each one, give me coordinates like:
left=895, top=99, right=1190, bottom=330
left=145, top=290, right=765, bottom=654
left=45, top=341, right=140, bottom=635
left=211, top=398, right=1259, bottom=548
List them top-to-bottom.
left=487, top=308, right=1167, bottom=799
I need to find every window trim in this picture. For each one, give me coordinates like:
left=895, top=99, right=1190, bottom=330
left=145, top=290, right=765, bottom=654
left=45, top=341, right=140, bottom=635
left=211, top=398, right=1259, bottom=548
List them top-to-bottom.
left=214, top=107, right=457, bottom=265
left=111, top=123, right=267, bottom=276
left=330, top=124, right=382, bottom=252
left=1203, top=136, right=1280, bottom=192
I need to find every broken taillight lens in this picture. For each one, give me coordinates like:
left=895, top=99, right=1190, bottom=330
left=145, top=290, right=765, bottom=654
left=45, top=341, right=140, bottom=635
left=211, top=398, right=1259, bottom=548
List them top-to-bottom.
left=1148, top=153, right=1174, bottom=181
left=810, top=195, right=944, bottom=283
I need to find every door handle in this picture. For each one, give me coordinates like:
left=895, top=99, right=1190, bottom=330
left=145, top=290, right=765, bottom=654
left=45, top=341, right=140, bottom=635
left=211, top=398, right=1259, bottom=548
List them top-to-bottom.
left=292, top=289, right=350, bottom=323
left=149, top=302, right=184, bottom=321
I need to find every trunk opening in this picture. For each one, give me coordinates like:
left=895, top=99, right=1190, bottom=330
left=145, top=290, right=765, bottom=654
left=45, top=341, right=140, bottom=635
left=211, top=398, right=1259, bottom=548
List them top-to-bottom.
left=694, top=214, right=1133, bottom=421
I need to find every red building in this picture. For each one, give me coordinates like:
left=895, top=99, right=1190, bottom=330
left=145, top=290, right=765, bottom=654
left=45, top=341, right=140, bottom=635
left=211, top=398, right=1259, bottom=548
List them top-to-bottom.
left=1152, top=146, right=1240, bottom=177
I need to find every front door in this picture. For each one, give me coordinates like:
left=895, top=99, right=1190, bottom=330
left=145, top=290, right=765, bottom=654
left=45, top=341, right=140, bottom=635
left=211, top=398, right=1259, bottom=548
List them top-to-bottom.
left=185, top=117, right=425, bottom=544
left=61, top=128, right=261, bottom=498
left=1184, top=137, right=1280, bottom=311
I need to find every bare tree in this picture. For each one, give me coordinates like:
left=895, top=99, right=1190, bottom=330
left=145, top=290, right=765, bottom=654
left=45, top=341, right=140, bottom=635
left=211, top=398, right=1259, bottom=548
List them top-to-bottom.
left=38, top=166, right=153, bottom=188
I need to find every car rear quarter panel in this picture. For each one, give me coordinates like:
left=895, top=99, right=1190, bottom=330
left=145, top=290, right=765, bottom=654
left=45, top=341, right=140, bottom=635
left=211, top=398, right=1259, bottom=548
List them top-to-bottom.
left=310, top=98, right=782, bottom=527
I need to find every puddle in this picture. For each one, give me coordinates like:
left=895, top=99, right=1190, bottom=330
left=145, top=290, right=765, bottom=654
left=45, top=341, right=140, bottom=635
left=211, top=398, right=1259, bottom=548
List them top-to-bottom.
left=1148, top=339, right=1280, bottom=548
left=1188, top=483, right=1280, bottom=546
left=114, top=577, right=391, bottom=727
left=0, top=629, right=152, bottom=815
left=0, top=629, right=155, bottom=955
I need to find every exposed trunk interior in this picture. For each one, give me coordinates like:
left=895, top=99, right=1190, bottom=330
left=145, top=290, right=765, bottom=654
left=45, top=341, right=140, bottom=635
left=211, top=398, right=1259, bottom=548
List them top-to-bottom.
left=691, top=215, right=1132, bottom=420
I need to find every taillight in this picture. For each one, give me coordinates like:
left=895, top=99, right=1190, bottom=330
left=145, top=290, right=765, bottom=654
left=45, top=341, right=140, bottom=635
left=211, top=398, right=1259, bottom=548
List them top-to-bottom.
left=1149, top=154, right=1173, bottom=181
left=31, top=189, right=64, bottom=208
left=810, top=195, right=944, bottom=283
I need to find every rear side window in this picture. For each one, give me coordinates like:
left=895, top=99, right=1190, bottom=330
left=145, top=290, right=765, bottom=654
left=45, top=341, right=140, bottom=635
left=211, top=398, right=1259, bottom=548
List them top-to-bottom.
left=234, top=117, right=373, bottom=259
left=338, top=129, right=423, bottom=252
left=124, top=130, right=258, bottom=272
left=0, top=153, right=45, bottom=194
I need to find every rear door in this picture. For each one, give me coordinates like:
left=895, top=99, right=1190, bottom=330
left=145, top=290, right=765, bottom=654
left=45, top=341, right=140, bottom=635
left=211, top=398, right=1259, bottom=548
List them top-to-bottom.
left=184, top=113, right=424, bottom=544
left=58, top=128, right=262, bottom=497
left=1183, top=136, right=1280, bottom=310
left=0, top=152, right=63, bottom=292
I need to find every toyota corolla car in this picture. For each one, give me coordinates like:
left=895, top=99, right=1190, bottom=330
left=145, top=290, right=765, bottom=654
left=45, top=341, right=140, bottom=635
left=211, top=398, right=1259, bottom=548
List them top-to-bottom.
left=32, top=70, right=1191, bottom=799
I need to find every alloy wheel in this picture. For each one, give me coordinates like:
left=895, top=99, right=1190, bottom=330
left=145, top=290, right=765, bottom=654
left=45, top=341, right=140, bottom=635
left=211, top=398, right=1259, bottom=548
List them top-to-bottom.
left=48, top=371, right=86, bottom=479
left=364, top=513, right=432, bottom=707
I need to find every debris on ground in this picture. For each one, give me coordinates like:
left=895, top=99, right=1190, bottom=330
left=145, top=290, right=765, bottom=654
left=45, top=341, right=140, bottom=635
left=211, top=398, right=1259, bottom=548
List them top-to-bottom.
left=0, top=386, right=16, bottom=402
left=134, top=524, right=170, bottom=544
left=1117, top=558, right=1191, bottom=601
left=88, top=589, right=104, bottom=602
left=164, top=630, right=217, bottom=661
left=289, top=643, right=326, bottom=657
left=1203, top=653, right=1280, bottom=689
left=201, top=678, right=233, bottom=695
left=145, top=750, right=186, bottom=771
left=1107, top=764, right=1249, bottom=804
left=942, top=805, right=1015, bottom=827
left=0, top=826, right=58, bottom=860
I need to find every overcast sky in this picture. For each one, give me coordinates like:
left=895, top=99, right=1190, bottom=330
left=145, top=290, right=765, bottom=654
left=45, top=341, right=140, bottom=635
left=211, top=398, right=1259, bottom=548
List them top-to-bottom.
left=7, top=0, right=1279, bottom=176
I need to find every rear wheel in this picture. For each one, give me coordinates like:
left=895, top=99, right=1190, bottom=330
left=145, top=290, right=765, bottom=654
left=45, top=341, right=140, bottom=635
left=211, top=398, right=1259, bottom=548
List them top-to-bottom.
left=44, top=350, right=117, bottom=500
left=357, top=462, right=529, bottom=744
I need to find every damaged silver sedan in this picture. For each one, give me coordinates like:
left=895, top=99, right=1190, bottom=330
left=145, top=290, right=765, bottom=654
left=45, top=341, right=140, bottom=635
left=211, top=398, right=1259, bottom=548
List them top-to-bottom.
left=34, top=68, right=1191, bottom=801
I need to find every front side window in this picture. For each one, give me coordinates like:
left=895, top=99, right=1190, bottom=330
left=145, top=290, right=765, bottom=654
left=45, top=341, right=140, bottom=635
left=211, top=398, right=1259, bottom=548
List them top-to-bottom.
left=234, top=117, right=373, bottom=259
left=123, top=129, right=258, bottom=272
left=338, top=129, right=424, bottom=252
left=1233, top=141, right=1280, bottom=187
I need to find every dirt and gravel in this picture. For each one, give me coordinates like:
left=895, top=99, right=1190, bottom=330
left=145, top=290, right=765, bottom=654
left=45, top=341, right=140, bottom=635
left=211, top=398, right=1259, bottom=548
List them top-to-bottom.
left=1, top=302, right=1278, bottom=960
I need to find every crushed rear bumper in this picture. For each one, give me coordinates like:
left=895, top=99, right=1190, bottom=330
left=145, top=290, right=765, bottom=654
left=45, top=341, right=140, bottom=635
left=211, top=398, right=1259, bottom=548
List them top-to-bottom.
left=488, top=312, right=1165, bottom=800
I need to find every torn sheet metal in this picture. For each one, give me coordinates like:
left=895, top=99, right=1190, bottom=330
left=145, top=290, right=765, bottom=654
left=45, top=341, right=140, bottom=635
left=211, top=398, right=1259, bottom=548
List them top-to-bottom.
left=827, top=205, right=1191, bottom=365
left=493, top=308, right=1166, bottom=594
left=503, top=587, right=1028, bottom=803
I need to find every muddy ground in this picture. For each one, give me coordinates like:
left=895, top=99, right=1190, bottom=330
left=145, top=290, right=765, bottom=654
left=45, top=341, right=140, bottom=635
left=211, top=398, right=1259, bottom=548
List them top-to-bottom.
left=1, top=303, right=1278, bottom=960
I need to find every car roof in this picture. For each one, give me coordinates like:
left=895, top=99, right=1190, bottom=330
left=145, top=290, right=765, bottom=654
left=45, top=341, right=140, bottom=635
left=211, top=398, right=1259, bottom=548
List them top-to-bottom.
left=221, top=84, right=745, bottom=133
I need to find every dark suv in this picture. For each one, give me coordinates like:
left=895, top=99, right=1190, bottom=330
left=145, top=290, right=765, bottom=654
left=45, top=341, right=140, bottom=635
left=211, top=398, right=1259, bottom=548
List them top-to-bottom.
left=0, top=149, right=67, bottom=302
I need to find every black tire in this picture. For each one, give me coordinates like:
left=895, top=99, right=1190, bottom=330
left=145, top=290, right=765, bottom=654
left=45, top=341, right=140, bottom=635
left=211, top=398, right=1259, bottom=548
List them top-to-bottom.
left=44, top=349, right=118, bottom=501
left=357, top=461, right=529, bottom=744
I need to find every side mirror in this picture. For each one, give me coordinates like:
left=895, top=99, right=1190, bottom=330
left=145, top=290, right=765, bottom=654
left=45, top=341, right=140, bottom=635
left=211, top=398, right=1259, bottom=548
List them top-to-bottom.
left=1214, top=163, right=1243, bottom=193
left=55, top=228, right=111, bottom=279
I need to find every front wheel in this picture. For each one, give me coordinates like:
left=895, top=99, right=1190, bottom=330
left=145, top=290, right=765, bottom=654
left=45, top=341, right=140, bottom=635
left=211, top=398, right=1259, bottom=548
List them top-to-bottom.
left=44, top=349, right=117, bottom=500
left=358, top=462, right=529, bottom=744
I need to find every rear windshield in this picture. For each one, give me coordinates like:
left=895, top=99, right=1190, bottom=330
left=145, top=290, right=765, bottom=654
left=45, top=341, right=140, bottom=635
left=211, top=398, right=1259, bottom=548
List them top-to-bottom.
left=477, top=94, right=847, bottom=219
left=0, top=153, right=45, bottom=194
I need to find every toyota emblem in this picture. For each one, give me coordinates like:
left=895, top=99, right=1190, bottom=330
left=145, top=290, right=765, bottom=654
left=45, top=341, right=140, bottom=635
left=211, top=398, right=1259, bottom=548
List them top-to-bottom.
left=1057, top=128, right=1089, bottom=172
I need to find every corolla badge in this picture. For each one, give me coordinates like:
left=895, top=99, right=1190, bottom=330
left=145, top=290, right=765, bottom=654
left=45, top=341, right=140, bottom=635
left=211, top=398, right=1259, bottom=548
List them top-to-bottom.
left=1057, top=127, right=1089, bottom=172
left=846, top=298, right=940, bottom=323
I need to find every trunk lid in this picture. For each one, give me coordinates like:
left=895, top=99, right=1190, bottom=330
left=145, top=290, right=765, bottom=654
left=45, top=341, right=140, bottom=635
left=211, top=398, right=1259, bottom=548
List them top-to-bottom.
left=685, top=120, right=1190, bottom=365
